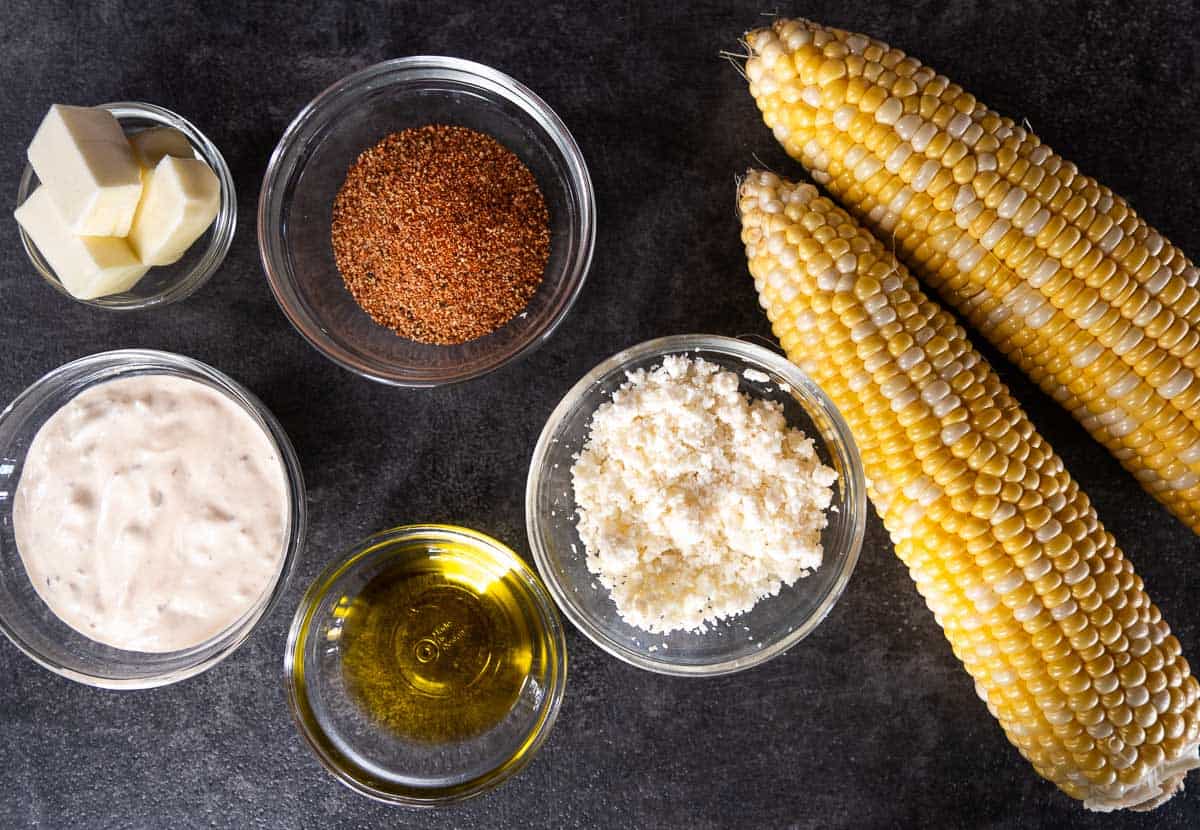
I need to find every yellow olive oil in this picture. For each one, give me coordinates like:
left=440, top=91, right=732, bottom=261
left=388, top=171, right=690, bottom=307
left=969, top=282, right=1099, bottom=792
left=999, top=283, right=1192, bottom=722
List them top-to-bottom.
left=337, top=538, right=537, bottom=743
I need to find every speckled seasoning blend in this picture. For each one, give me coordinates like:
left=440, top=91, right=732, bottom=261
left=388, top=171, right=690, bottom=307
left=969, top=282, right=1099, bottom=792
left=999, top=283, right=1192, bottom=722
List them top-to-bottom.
left=331, top=124, right=551, bottom=345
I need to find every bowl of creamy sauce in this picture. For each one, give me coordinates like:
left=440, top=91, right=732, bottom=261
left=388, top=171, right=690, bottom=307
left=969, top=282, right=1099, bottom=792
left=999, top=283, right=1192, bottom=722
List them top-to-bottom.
left=0, top=350, right=306, bottom=687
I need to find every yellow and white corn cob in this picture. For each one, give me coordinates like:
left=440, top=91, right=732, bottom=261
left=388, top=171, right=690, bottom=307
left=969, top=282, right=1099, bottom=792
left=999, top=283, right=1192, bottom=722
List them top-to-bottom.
left=744, top=18, right=1200, bottom=533
left=739, top=170, right=1200, bottom=810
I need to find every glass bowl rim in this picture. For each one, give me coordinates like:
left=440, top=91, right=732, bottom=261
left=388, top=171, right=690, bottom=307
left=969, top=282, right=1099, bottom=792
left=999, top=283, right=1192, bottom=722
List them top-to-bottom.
left=257, top=55, right=597, bottom=388
left=15, top=101, right=237, bottom=311
left=525, top=333, right=868, bottom=677
left=0, top=348, right=306, bottom=688
left=283, top=522, right=568, bottom=806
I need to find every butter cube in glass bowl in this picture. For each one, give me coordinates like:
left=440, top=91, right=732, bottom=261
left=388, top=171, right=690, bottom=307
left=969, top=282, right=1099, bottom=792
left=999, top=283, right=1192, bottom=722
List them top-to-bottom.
left=15, top=101, right=235, bottom=310
left=26, top=104, right=143, bottom=238
left=129, top=126, right=196, bottom=171
left=128, top=156, right=220, bottom=266
left=14, top=187, right=148, bottom=300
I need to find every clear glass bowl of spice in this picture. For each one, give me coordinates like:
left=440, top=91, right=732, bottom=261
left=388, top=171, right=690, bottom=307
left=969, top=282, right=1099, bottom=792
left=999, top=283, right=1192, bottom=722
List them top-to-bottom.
left=258, top=57, right=595, bottom=387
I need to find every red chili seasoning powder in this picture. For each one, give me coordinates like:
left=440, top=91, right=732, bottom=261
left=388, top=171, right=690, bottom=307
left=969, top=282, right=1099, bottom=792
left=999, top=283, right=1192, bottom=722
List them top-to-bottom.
left=331, top=124, right=550, bottom=345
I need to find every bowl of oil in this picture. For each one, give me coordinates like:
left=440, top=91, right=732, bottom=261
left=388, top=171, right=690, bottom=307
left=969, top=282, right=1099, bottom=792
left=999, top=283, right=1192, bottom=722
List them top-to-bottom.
left=284, top=524, right=567, bottom=805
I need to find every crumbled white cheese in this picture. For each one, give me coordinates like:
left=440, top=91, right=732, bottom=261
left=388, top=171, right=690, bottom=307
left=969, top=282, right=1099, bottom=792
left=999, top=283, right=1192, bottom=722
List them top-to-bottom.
left=571, top=355, right=837, bottom=634
left=742, top=367, right=771, bottom=384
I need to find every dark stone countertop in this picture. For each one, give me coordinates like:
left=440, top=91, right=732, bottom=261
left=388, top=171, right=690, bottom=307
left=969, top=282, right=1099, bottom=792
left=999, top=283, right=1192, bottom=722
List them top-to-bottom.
left=1, top=1, right=1198, bottom=827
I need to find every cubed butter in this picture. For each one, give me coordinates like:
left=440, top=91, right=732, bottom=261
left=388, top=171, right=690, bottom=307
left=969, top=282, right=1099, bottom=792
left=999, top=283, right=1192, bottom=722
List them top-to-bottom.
left=27, top=105, right=143, bottom=237
left=129, top=126, right=194, bottom=170
left=127, top=156, right=220, bottom=266
left=15, top=186, right=149, bottom=300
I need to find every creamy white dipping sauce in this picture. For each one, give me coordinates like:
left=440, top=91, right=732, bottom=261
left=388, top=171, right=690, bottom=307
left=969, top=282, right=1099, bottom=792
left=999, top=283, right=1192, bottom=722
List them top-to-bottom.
left=13, top=374, right=289, bottom=653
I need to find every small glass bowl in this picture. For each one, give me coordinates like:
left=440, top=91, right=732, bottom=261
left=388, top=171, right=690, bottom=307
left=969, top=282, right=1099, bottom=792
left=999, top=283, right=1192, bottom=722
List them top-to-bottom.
left=258, top=56, right=595, bottom=387
left=15, top=101, right=237, bottom=310
left=526, top=334, right=867, bottom=677
left=0, top=350, right=306, bottom=688
left=284, top=524, right=567, bottom=805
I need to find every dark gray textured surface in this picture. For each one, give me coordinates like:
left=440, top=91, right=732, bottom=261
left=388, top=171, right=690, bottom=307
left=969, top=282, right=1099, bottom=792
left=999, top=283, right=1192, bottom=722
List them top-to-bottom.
left=1, top=1, right=1198, bottom=827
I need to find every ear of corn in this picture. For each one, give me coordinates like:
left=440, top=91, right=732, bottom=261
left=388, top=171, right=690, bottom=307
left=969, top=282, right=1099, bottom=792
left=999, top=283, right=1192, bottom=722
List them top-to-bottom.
left=744, top=18, right=1200, bottom=533
left=738, top=170, right=1200, bottom=811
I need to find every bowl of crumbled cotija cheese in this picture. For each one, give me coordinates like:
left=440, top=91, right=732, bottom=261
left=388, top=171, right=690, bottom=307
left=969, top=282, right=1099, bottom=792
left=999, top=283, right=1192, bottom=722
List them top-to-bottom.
left=525, top=334, right=866, bottom=676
